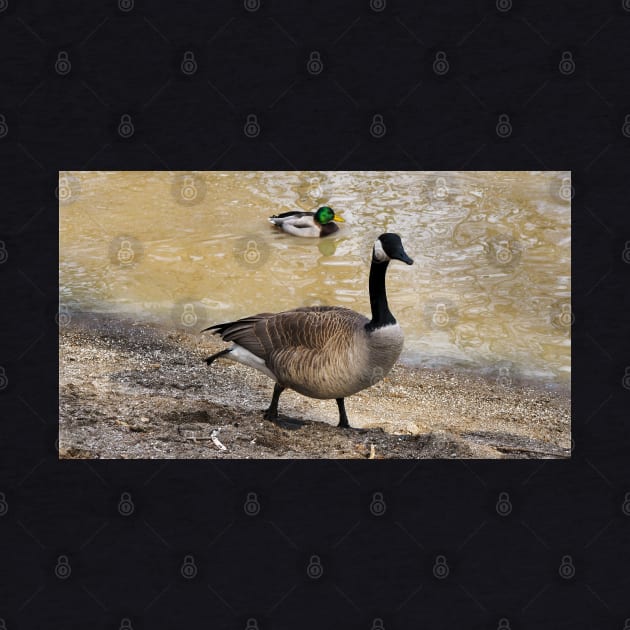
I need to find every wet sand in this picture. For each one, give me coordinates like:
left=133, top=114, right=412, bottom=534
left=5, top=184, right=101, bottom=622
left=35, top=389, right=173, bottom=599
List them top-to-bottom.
left=59, top=314, right=570, bottom=459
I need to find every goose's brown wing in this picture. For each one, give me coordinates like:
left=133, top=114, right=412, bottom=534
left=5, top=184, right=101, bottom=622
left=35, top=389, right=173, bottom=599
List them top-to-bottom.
left=204, top=306, right=367, bottom=362
left=203, top=313, right=274, bottom=358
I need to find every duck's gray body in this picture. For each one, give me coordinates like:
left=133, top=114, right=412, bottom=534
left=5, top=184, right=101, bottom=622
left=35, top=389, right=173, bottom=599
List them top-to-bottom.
left=268, top=209, right=342, bottom=238
left=208, top=306, right=404, bottom=400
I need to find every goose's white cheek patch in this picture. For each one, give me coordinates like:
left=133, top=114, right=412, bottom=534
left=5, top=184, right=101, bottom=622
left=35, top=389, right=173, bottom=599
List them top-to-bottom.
left=373, top=239, right=390, bottom=262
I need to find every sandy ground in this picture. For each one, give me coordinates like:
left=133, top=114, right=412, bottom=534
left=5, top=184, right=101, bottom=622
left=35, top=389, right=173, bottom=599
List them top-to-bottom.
left=58, top=314, right=570, bottom=460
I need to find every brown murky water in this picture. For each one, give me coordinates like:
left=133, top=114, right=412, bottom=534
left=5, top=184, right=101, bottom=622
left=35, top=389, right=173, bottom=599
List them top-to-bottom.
left=59, top=171, right=571, bottom=386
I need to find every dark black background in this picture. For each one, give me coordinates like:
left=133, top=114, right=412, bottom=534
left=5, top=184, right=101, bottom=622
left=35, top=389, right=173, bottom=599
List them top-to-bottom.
left=1, top=0, right=629, bottom=628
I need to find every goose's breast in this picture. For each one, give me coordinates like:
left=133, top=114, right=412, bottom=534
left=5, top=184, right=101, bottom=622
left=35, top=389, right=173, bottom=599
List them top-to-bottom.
left=276, top=324, right=403, bottom=400
left=366, top=324, right=404, bottom=376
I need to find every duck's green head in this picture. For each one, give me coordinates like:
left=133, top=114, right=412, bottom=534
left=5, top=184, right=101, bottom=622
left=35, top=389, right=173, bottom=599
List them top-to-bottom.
left=314, top=206, right=345, bottom=225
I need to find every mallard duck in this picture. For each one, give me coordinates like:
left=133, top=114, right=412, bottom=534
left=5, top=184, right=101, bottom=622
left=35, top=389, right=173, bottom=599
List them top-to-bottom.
left=268, top=206, right=345, bottom=237
left=203, top=233, right=413, bottom=428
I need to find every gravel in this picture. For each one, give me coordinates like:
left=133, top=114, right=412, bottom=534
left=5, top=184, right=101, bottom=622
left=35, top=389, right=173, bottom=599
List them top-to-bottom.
left=59, top=313, right=570, bottom=460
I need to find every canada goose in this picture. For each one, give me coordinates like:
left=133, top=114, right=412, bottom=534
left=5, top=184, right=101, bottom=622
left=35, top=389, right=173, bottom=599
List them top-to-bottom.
left=269, top=206, right=345, bottom=237
left=203, top=233, right=413, bottom=428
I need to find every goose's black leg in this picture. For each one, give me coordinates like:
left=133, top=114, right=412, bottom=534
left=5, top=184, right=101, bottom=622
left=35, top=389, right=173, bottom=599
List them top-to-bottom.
left=205, top=348, right=231, bottom=366
left=264, top=383, right=285, bottom=421
left=336, top=398, right=350, bottom=428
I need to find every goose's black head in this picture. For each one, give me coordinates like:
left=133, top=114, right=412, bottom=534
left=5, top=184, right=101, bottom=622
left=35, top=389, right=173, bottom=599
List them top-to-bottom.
left=372, top=233, right=414, bottom=265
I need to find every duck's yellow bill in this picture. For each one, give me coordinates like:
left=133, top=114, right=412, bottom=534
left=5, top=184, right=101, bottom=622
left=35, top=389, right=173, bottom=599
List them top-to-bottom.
left=333, top=215, right=345, bottom=222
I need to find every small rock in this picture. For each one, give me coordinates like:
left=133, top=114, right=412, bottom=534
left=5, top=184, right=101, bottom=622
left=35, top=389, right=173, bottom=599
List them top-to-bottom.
left=129, top=425, right=150, bottom=433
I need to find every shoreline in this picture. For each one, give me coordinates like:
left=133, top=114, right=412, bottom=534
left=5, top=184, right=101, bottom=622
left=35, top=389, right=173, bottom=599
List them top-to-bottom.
left=59, top=313, right=571, bottom=459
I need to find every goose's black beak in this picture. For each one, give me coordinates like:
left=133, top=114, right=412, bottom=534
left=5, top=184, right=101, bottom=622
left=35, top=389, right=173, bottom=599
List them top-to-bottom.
left=396, top=251, right=414, bottom=265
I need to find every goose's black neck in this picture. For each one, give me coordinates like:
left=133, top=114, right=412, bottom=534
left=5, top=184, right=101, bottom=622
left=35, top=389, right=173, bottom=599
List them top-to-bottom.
left=366, top=258, right=396, bottom=331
